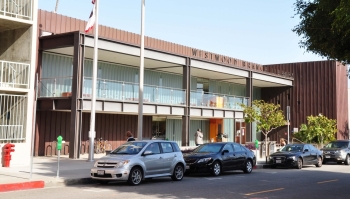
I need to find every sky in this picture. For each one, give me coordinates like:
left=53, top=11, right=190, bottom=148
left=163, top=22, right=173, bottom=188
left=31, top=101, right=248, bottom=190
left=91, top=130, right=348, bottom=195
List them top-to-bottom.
left=38, top=0, right=326, bottom=65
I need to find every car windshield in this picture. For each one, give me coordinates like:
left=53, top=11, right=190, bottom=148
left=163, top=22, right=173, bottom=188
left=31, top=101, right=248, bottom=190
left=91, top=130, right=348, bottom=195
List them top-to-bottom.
left=110, top=142, right=147, bottom=155
left=324, top=142, right=349, bottom=148
left=193, top=144, right=223, bottom=153
left=280, top=145, right=303, bottom=152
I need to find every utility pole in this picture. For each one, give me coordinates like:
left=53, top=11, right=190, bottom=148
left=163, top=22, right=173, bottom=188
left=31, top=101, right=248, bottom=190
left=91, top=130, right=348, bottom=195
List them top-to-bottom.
left=54, top=0, right=59, bottom=13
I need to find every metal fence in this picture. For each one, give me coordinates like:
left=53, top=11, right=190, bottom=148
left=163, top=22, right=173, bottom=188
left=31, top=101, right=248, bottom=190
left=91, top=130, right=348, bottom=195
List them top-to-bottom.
left=0, top=0, right=32, bottom=20
left=0, top=60, right=30, bottom=89
left=0, top=94, right=27, bottom=143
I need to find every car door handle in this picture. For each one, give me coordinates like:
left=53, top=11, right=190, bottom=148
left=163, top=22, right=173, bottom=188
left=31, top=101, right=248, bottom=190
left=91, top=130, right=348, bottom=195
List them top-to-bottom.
left=174, top=154, right=177, bottom=157
left=159, top=157, right=163, bottom=159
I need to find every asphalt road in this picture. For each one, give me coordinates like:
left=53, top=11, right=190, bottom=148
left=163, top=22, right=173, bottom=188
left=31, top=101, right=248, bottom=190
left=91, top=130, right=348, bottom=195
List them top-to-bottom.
left=2, top=163, right=350, bottom=199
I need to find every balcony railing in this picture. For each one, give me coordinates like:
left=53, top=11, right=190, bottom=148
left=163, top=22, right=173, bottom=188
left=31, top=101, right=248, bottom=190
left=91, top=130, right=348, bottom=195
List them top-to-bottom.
left=0, top=0, right=32, bottom=20
left=0, top=60, right=30, bottom=89
left=38, top=76, right=250, bottom=111
left=39, top=76, right=72, bottom=97
left=83, top=77, right=186, bottom=106
left=190, top=91, right=249, bottom=111
left=0, top=94, right=26, bottom=143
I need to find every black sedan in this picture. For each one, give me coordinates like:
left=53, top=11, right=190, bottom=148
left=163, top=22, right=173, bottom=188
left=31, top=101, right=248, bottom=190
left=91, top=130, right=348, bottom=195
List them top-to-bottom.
left=183, top=142, right=256, bottom=176
left=269, top=144, right=323, bottom=169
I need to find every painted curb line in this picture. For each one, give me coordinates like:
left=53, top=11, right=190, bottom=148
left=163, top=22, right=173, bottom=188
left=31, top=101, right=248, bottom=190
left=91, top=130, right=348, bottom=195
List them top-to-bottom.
left=0, top=181, right=45, bottom=192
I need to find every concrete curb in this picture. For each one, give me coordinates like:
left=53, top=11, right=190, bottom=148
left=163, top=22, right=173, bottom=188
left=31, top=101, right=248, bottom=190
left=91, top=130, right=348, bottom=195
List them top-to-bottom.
left=0, top=181, right=45, bottom=192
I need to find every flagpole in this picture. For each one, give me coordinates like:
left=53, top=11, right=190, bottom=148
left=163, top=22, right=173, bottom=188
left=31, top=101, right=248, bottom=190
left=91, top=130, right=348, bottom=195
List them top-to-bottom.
left=88, top=0, right=99, bottom=162
left=137, top=0, right=145, bottom=141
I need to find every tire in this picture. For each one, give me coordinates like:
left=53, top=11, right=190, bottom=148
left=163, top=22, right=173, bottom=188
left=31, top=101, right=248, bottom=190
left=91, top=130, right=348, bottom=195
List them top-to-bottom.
left=345, top=155, right=350, bottom=165
left=315, top=156, right=322, bottom=167
left=296, top=158, right=303, bottom=169
left=243, top=160, right=253, bottom=173
left=210, top=161, right=221, bottom=176
left=337, top=161, right=343, bottom=164
left=171, top=164, right=184, bottom=181
left=128, top=167, right=143, bottom=185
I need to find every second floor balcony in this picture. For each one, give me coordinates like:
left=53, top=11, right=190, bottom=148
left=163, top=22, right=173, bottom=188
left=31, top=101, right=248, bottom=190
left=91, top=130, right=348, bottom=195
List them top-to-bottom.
left=0, top=0, right=32, bottom=20
left=0, top=60, right=30, bottom=89
left=39, top=76, right=248, bottom=111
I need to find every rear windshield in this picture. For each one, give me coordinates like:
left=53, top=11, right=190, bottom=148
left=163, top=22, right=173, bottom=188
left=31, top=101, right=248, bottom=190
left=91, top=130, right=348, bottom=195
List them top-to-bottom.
left=110, top=142, right=147, bottom=155
left=324, top=142, right=349, bottom=149
left=193, top=144, right=223, bottom=153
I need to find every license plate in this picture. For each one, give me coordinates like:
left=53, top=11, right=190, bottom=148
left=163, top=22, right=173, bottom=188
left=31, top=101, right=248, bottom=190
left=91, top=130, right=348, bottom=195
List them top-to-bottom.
left=325, top=155, right=330, bottom=158
left=276, top=160, right=281, bottom=163
left=186, top=165, right=190, bottom=170
left=97, top=170, right=105, bottom=175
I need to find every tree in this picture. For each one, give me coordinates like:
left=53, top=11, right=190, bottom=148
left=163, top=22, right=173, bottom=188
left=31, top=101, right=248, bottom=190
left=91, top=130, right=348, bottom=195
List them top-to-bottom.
left=293, top=0, right=350, bottom=64
left=240, top=100, right=286, bottom=162
left=294, top=114, right=337, bottom=147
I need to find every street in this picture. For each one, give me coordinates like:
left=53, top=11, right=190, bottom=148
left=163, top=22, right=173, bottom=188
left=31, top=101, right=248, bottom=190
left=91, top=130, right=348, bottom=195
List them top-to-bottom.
left=2, top=163, right=350, bottom=199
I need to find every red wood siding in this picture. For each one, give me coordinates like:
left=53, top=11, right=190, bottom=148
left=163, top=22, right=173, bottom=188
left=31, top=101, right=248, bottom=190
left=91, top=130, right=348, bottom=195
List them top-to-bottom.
left=262, top=60, right=348, bottom=141
left=35, top=111, right=152, bottom=156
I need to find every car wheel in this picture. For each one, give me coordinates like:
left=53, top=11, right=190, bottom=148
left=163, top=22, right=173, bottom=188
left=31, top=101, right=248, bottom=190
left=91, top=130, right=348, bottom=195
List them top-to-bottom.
left=345, top=155, right=350, bottom=165
left=315, top=156, right=322, bottom=167
left=296, top=158, right=303, bottom=169
left=243, top=160, right=253, bottom=173
left=210, top=161, right=221, bottom=176
left=337, top=161, right=343, bottom=164
left=171, top=164, right=184, bottom=181
left=128, top=167, right=143, bottom=185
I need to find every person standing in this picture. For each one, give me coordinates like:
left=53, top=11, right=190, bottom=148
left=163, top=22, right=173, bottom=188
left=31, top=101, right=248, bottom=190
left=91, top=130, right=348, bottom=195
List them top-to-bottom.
left=195, top=128, right=203, bottom=146
left=126, top=131, right=135, bottom=142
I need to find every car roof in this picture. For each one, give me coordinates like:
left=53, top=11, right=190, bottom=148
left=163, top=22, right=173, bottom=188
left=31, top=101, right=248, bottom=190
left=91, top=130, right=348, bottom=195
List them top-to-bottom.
left=130, top=140, right=176, bottom=143
left=330, top=140, right=350, bottom=143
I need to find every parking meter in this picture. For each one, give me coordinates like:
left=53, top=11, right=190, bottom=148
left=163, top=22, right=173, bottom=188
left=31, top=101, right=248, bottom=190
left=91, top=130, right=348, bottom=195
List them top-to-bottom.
left=56, top=135, right=63, bottom=178
left=57, top=135, right=63, bottom=150
left=255, top=139, right=259, bottom=149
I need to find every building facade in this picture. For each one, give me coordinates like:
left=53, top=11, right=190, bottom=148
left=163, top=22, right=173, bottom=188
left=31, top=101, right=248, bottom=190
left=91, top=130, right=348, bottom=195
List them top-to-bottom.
left=0, top=0, right=38, bottom=166
left=27, top=9, right=348, bottom=160
left=34, top=10, right=294, bottom=159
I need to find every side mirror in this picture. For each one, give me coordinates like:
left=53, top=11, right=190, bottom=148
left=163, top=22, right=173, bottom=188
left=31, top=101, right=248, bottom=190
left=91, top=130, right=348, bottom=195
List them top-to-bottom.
left=277, top=149, right=280, bottom=152
left=304, top=149, right=309, bottom=152
left=143, top=150, right=153, bottom=156
left=222, top=150, right=229, bottom=155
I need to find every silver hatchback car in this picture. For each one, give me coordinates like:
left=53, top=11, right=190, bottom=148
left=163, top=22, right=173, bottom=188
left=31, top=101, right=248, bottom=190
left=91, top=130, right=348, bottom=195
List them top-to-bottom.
left=91, top=140, right=186, bottom=185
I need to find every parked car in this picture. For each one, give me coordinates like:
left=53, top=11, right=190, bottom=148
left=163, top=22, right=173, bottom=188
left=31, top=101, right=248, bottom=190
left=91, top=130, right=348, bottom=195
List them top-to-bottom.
left=91, top=140, right=186, bottom=185
left=321, top=140, right=350, bottom=165
left=183, top=142, right=256, bottom=176
left=269, top=144, right=323, bottom=169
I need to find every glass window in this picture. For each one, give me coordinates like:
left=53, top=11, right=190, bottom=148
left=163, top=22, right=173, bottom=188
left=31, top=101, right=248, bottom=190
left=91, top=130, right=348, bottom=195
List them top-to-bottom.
left=109, top=142, right=147, bottom=155
left=161, top=142, right=174, bottom=153
left=171, top=142, right=181, bottom=152
left=145, top=143, right=161, bottom=154
left=194, top=144, right=223, bottom=153
left=223, top=144, right=234, bottom=153
left=233, top=144, right=242, bottom=152
left=303, top=145, right=310, bottom=151
left=308, top=145, right=317, bottom=151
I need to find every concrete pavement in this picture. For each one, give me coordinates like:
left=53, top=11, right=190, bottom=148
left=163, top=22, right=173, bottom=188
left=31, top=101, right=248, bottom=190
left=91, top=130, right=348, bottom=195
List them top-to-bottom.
left=0, top=153, right=269, bottom=192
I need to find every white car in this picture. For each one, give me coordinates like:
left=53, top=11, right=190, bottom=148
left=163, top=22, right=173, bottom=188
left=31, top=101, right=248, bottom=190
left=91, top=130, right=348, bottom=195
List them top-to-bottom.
left=91, top=140, right=186, bottom=185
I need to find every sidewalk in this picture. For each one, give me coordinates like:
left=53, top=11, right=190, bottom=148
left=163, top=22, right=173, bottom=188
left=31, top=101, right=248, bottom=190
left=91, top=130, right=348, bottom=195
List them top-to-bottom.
left=0, top=154, right=270, bottom=192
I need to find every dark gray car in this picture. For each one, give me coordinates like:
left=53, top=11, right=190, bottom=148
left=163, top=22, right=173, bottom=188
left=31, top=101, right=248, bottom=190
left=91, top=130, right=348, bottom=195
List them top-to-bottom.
left=91, top=140, right=186, bottom=185
left=321, top=140, right=350, bottom=165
